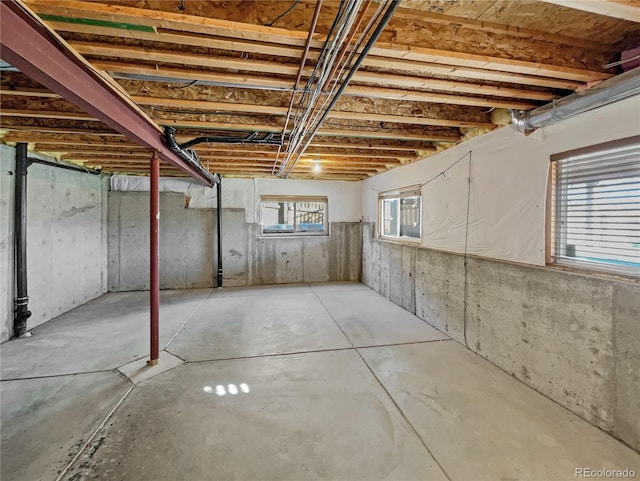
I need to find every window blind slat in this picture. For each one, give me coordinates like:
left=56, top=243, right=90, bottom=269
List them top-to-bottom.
left=551, top=138, right=640, bottom=277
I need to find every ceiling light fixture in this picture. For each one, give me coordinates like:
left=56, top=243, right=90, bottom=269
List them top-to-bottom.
left=313, top=159, right=322, bottom=173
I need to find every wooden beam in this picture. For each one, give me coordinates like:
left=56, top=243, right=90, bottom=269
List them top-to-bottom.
left=25, top=0, right=319, bottom=47
left=28, top=0, right=611, bottom=82
left=539, top=0, right=640, bottom=22
left=46, top=1, right=616, bottom=55
left=389, top=5, right=616, bottom=51
left=42, top=21, right=559, bottom=100
left=74, top=41, right=598, bottom=91
left=369, top=43, right=611, bottom=82
left=97, top=62, right=541, bottom=109
left=0, top=87, right=59, bottom=98
left=134, top=96, right=495, bottom=129
left=1, top=109, right=96, bottom=121
left=159, top=118, right=460, bottom=142
left=5, top=131, right=435, bottom=152
left=41, top=144, right=412, bottom=158
left=59, top=152, right=403, bottom=166
left=77, top=159, right=382, bottom=173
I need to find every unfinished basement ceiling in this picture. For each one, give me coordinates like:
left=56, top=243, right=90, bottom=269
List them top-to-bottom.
left=1, top=0, right=639, bottom=180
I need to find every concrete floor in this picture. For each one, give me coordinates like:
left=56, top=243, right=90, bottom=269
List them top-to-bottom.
left=1, top=282, right=638, bottom=481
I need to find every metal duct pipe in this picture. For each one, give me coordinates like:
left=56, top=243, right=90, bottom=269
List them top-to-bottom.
left=511, top=67, right=640, bottom=132
left=13, top=143, right=32, bottom=338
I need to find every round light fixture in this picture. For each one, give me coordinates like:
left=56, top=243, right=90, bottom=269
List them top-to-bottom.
left=313, top=159, right=321, bottom=173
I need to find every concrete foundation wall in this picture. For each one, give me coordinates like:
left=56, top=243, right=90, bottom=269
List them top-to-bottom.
left=1, top=145, right=108, bottom=342
left=108, top=192, right=214, bottom=291
left=108, top=193, right=361, bottom=291
left=362, top=224, right=640, bottom=452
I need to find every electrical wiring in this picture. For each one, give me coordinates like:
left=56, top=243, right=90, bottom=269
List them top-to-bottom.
left=265, top=0, right=302, bottom=27
left=272, top=0, right=347, bottom=174
left=277, top=0, right=358, bottom=174
left=279, top=0, right=385, bottom=176
left=280, top=0, right=400, bottom=177
left=603, top=53, right=640, bottom=69
left=167, top=80, right=198, bottom=89
left=419, top=150, right=471, bottom=187
left=462, top=151, right=472, bottom=348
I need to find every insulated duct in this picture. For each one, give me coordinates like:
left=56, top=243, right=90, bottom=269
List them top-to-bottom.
left=511, top=67, right=640, bottom=132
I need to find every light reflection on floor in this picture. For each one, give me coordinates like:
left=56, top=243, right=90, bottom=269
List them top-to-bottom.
left=203, top=383, right=250, bottom=396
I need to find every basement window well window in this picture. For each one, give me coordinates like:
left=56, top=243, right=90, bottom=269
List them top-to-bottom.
left=549, top=136, right=640, bottom=278
left=379, top=186, right=422, bottom=241
left=261, top=196, right=328, bottom=236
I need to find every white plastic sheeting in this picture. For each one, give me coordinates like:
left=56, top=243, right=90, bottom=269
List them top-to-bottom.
left=362, top=95, right=640, bottom=266
left=363, top=128, right=547, bottom=265
left=110, top=175, right=362, bottom=223
left=110, top=175, right=252, bottom=209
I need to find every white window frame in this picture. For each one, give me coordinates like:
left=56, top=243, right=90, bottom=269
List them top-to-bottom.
left=548, top=136, right=640, bottom=279
left=378, top=185, right=422, bottom=243
left=260, top=195, right=329, bottom=237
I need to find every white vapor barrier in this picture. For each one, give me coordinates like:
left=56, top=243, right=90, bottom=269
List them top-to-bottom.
left=361, top=95, right=640, bottom=266
left=110, top=175, right=361, bottom=223
left=110, top=176, right=253, bottom=210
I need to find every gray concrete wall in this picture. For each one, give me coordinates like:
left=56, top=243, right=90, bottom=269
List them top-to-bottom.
left=1, top=145, right=109, bottom=342
left=1, top=146, right=16, bottom=342
left=108, top=192, right=214, bottom=291
left=108, top=194, right=361, bottom=290
left=247, top=221, right=361, bottom=286
left=362, top=223, right=640, bottom=452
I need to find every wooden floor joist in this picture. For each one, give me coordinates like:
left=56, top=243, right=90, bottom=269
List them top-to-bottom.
left=4, top=0, right=634, bottom=180
left=26, top=0, right=612, bottom=82
left=73, top=41, right=600, bottom=90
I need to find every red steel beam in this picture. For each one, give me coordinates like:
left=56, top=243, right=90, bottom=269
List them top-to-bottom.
left=0, top=1, right=214, bottom=187
left=148, top=152, right=160, bottom=366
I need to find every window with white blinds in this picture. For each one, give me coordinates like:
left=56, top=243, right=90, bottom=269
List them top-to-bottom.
left=549, top=136, right=640, bottom=278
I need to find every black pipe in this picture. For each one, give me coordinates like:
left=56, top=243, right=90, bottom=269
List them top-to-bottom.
left=163, top=126, right=220, bottom=185
left=179, top=131, right=282, bottom=150
left=13, top=143, right=32, bottom=338
left=29, top=158, right=101, bottom=175
left=216, top=178, right=223, bottom=288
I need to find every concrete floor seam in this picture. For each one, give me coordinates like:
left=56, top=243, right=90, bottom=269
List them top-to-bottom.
left=163, top=287, right=216, bottom=350
left=311, top=287, right=454, bottom=481
left=310, top=288, right=357, bottom=349
left=207, top=289, right=316, bottom=299
left=355, top=338, right=454, bottom=350
left=167, top=339, right=454, bottom=366
left=175, top=345, right=356, bottom=364
left=163, top=347, right=187, bottom=362
left=355, top=349, right=454, bottom=481
left=0, top=368, right=117, bottom=382
left=54, top=384, right=135, bottom=481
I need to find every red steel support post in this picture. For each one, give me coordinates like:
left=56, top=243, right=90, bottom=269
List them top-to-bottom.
left=148, top=152, right=160, bottom=366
